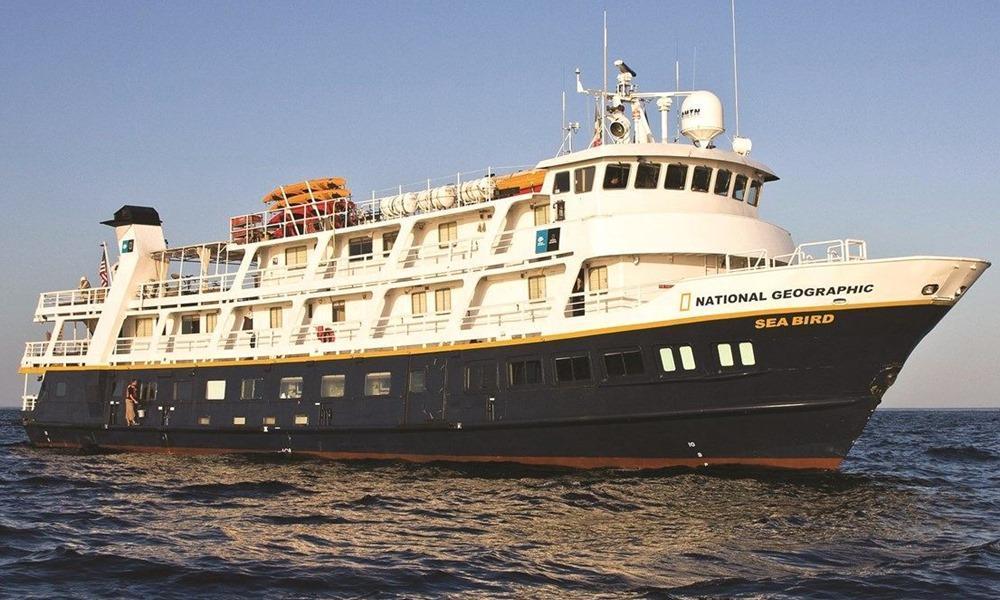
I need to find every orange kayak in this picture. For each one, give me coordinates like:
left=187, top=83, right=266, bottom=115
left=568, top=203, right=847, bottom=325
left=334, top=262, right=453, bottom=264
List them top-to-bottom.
left=262, top=177, right=348, bottom=205
left=267, top=187, right=352, bottom=209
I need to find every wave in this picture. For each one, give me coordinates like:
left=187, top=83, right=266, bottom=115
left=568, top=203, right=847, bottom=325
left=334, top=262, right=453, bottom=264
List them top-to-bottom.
left=925, top=446, right=998, bottom=461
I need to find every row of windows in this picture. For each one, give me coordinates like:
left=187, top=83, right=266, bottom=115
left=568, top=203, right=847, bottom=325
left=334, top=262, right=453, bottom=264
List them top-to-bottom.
left=553, top=163, right=762, bottom=206
left=102, top=341, right=755, bottom=404
left=198, top=415, right=310, bottom=427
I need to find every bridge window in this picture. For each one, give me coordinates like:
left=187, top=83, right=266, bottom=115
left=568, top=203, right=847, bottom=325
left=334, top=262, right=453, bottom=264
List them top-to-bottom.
left=603, top=163, right=630, bottom=189
left=635, top=163, right=661, bottom=189
left=664, top=163, right=689, bottom=190
left=574, top=166, right=595, bottom=193
left=691, top=166, right=712, bottom=192
left=553, top=170, right=570, bottom=194
left=714, top=170, right=732, bottom=196
left=733, top=174, right=748, bottom=201
left=747, top=181, right=762, bottom=206
left=604, top=349, right=645, bottom=378
left=555, top=355, right=591, bottom=382
left=509, top=358, right=543, bottom=386
left=365, top=372, right=392, bottom=396
left=321, top=374, right=345, bottom=398
left=240, top=377, right=263, bottom=400
left=279, top=377, right=303, bottom=399
left=206, top=380, right=226, bottom=400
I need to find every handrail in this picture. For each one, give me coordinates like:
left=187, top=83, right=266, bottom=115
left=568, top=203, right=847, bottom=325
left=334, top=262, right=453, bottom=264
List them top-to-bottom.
left=399, top=236, right=483, bottom=267
left=725, top=239, right=868, bottom=273
left=39, top=287, right=110, bottom=309
left=461, top=298, right=553, bottom=329
left=373, top=314, right=451, bottom=337
left=291, top=321, right=363, bottom=345
left=22, top=395, right=37, bottom=412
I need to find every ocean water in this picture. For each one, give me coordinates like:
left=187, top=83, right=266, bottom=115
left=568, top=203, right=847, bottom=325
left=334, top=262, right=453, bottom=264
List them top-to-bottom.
left=0, top=409, right=997, bottom=599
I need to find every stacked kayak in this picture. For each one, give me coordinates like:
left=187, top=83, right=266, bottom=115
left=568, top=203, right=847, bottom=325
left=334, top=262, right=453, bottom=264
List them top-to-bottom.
left=263, top=177, right=350, bottom=209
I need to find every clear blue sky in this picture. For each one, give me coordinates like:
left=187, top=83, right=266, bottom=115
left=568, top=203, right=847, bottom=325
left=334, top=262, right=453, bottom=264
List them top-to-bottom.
left=1, top=1, right=997, bottom=407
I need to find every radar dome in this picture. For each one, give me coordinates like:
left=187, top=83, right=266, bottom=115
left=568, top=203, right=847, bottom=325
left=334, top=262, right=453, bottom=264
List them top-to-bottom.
left=680, top=91, right=725, bottom=148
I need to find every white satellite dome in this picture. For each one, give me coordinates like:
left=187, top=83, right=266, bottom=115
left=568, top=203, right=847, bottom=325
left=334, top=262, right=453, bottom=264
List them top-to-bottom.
left=680, top=91, right=725, bottom=148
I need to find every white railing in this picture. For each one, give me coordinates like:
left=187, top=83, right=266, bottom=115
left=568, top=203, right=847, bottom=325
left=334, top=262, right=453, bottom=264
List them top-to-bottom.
left=399, top=237, right=483, bottom=267
left=725, top=239, right=868, bottom=272
left=318, top=253, right=388, bottom=280
left=137, top=272, right=238, bottom=300
left=564, top=284, right=664, bottom=317
left=39, top=287, right=110, bottom=310
left=461, top=299, right=552, bottom=329
left=373, top=314, right=451, bottom=338
left=291, top=321, right=363, bottom=345
left=220, top=329, right=284, bottom=352
left=115, top=337, right=155, bottom=355
left=52, top=340, right=89, bottom=356
left=24, top=342, right=47, bottom=358
left=22, top=395, right=37, bottom=412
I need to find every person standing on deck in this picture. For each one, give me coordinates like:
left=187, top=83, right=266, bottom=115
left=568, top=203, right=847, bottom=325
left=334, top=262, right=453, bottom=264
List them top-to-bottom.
left=125, top=379, right=139, bottom=426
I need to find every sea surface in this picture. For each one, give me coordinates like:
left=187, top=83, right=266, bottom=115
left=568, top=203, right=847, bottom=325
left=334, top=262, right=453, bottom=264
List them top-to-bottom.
left=0, top=409, right=997, bottom=599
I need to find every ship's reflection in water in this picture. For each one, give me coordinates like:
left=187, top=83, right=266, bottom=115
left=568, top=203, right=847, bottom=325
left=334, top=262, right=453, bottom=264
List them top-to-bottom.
left=1, top=410, right=998, bottom=598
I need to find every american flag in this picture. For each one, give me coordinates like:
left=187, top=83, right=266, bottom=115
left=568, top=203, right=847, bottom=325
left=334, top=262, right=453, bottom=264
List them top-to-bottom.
left=588, top=106, right=603, bottom=148
left=98, top=244, right=111, bottom=287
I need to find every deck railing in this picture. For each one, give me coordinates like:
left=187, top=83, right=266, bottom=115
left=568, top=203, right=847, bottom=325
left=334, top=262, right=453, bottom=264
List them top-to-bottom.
left=725, top=239, right=868, bottom=272
left=38, top=287, right=110, bottom=310
left=461, top=299, right=553, bottom=329
left=373, top=314, right=451, bottom=338
left=291, top=321, right=363, bottom=345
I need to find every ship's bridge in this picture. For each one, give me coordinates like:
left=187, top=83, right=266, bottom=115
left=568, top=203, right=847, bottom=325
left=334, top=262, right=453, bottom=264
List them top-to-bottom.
left=533, top=142, right=792, bottom=260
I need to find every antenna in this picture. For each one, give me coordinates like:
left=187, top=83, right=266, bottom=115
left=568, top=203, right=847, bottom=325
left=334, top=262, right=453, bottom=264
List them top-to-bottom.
left=731, top=0, right=741, bottom=137
left=602, top=10, right=608, bottom=145
left=692, top=47, right=697, bottom=89
left=557, top=92, right=580, bottom=155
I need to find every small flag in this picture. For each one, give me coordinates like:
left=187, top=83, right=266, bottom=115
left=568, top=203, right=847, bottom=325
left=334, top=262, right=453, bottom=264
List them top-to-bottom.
left=588, top=106, right=603, bottom=148
left=98, top=244, right=111, bottom=287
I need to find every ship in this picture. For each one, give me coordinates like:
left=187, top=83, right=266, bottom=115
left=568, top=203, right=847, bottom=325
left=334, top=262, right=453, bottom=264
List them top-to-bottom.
left=18, top=57, right=989, bottom=470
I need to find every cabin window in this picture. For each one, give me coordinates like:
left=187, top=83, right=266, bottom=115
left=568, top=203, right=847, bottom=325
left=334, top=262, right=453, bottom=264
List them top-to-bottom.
left=603, top=163, right=630, bottom=189
left=635, top=163, right=661, bottom=189
left=664, top=163, right=689, bottom=190
left=574, top=166, right=595, bottom=193
left=691, top=166, right=712, bottom=192
left=553, top=170, right=571, bottom=194
left=714, top=170, right=732, bottom=196
left=733, top=174, right=748, bottom=201
left=747, top=181, right=762, bottom=206
left=533, top=204, right=549, bottom=226
left=438, top=221, right=458, bottom=247
left=382, top=231, right=397, bottom=256
left=348, top=236, right=373, bottom=261
left=285, top=245, right=308, bottom=269
left=588, top=265, right=608, bottom=291
left=528, top=275, right=546, bottom=301
left=435, top=288, right=452, bottom=314
left=411, top=291, right=427, bottom=316
left=332, top=300, right=346, bottom=322
left=269, top=307, right=283, bottom=329
left=205, top=312, right=218, bottom=333
left=180, top=315, right=200, bottom=335
left=135, top=317, right=154, bottom=338
left=739, top=342, right=756, bottom=366
left=718, top=343, right=735, bottom=367
left=679, top=346, right=696, bottom=370
left=659, top=348, right=677, bottom=372
left=604, top=349, right=645, bottom=378
left=555, top=355, right=591, bottom=382
left=508, top=359, right=543, bottom=386
left=465, top=361, right=497, bottom=392
left=408, top=370, right=427, bottom=393
left=365, top=372, right=392, bottom=396
left=321, top=374, right=345, bottom=398
left=240, top=377, right=263, bottom=400
left=279, top=377, right=303, bottom=399
left=173, top=380, right=192, bottom=402
left=205, top=380, right=226, bottom=400
left=54, top=381, right=67, bottom=397
left=139, top=381, right=157, bottom=401
left=294, top=414, right=309, bottom=426
left=198, top=416, right=210, bottom=426
left=233, top=416, right=246, bottom=426
left=262, top=416, right=277, bottom=426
